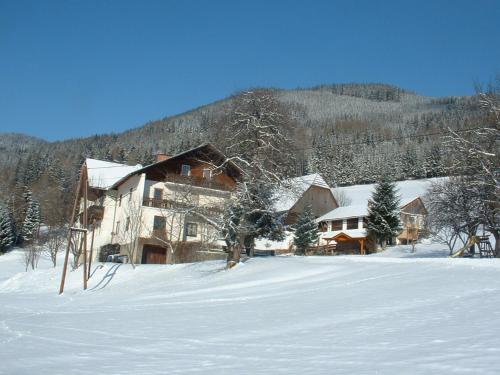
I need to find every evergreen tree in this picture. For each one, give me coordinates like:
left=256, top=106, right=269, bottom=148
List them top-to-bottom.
left=367, top=178, right=402, bottom=249
left=22, top=192, right=41, bottom=243
left=0, top=204, right=15, bottom=252
left=293, top=206, right=319, bottom=255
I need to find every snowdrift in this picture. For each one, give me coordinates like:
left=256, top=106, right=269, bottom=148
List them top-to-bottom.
left=1, top=244, right=500, bottom=374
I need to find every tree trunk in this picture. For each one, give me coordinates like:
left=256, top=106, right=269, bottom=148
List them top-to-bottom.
left=493, top=231, right=500, bottom=258
left=380, top=238, right=386, bottom=250
left=226, top=241, right=242, bottom=269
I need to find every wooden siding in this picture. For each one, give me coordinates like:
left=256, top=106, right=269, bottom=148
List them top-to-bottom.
left=286, top=185, right=338, bottom=225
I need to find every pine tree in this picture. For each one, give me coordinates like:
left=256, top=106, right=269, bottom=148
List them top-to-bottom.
left=367, top=178, right=402, bottom=249
left=22, top=193, right=41, bottom=243
left=0, top=204, right=15, bottom=252
left=293, top=206, right=319, bottom=255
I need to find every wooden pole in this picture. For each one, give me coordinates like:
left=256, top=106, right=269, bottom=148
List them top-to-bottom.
left=59, top=165, right=84, bottom=294
left=82, top=172, right=88, bottom=290
left=87, top=218, right=96, bottom=280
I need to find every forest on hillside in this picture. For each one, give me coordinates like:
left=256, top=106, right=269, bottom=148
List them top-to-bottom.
left=0, top=83, right=487, bottom=232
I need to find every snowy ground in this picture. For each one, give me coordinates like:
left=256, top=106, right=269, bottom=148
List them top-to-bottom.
left=1, top=243, right=500, bottom=374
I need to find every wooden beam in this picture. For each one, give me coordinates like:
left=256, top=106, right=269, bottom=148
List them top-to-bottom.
left=59, top=165, right=84, bottom=294
left=82, top=169, right=88, bottom=290
left=87, top=219, right=96, bottom=280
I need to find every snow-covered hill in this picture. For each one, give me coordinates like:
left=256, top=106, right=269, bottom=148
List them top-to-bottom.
left=1, top=245, right=500, bottom=374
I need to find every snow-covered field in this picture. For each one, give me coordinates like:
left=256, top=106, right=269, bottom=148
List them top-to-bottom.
left=1, top=243, right=500, bottom=374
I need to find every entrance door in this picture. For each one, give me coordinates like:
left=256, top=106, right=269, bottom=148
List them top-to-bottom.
left=142, top=245, right=167, bottom=264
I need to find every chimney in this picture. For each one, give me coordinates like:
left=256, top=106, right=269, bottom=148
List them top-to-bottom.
left=155, top=151, right=170, bottom=162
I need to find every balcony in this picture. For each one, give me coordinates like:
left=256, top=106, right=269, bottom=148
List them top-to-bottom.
left=163, top=174, right=233, bottom=191
left=142, top=197, right=223, bottom=217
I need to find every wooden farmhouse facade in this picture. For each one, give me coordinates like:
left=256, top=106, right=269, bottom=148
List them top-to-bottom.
left=80, top=143, right=241, bottom=265
left=274, top=174, right=338, bottom=225
left=316, top=197, right=428, bottom=254
left=397, top=197, right=428, bottom=244
left=317, top=205, right=373, bottom=255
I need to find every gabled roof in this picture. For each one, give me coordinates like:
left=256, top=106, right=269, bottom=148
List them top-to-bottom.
left=109, top=143, right=242, bottom=189
left=85, top=159, right=143, bottom=190
left=274, top=173, right=331, bottom=212
left=331, top=178, right=440, bottom=208
left=399, top=196, right=420, bottom=208
left=316, top=197, right=425, bottom=223
left=316, top=205, right=368, bottom=222
left=321, top=229, right=368, bottom=240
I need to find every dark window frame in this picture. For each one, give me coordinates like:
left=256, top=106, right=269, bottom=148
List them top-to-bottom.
left=181, top=164, right=191, bottom=176
left=153, top=188, right=163, bottom=200
left=153, top=216, right=166, bottom=231
left=346, top=218, right=358, bottom=230
left=331, top=220, right=343, bottom=231
left=186, top=222, right=198, bottom=237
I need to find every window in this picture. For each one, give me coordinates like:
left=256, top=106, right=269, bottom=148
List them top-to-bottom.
left=181, top=164, right=191, bottom=176
left=202, top=168, right=212, bottom=180
left=129, top=188, right=133, bottom=201
left=153, top=188, right=163, bottom=200
left=119, top=194, right=123, bottom=207
left=153, top=216, right=166, bottom=231
left=125, top=217, right=130, bottom=231
left=363, top=217, right=368, bottom=228
left=346, top=218, right=358, bottom=230
left=331, top=220, right=342, bottom=231
left=115, top=221, right=120, bottom=235
left=319, top=222, right=328, bottom=232
left=186, top=223, right=198, bottom=237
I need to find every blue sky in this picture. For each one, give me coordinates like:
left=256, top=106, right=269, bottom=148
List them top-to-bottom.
left=0, top=0, right=499, bottom=141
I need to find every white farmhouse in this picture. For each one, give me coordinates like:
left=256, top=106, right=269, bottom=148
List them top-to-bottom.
left=79, top=143, right=242, bottom=264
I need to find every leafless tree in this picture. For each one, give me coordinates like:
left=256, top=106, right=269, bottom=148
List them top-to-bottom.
left=444, top=84, right=499, bottom=256
left=212, top=90, right=297, bottom=267
left=144, top=177, right=225, bottom=264
left=425, top=178, right=481, bottom=255
left=332, top=187, right=352, bottom=207
left=116, top=197, right=143, bottom=268
left=43, top=225, right=65, bottom=267
left=70, top=231, right=83, bottom=270
left=22, top=240, right=42, bottom=271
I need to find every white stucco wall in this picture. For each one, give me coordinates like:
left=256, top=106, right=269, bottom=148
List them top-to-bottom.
left=87, top=175, right=228, bottom=262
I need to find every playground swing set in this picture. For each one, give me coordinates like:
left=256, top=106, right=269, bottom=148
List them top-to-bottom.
left=450, top=235, right=495, bottom=258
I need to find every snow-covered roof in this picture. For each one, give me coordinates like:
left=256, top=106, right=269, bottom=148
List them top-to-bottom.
left=108, top=143, right=242, bottom=190
left=85, top=158, right=143, bottom=190
left=274, top=173, right=331, bottom=212
left=332, top=178, right=443, bottom=208
left=400, top=197, right=420, bottom=208
left=316, top=205, right=367, bottom=222
left=320, top=229, right=368, bottom=240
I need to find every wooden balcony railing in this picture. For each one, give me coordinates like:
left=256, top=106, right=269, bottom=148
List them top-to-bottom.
left=163, top=174, right=233, bottom=191
left=142, top=197, right=223, bottom=217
